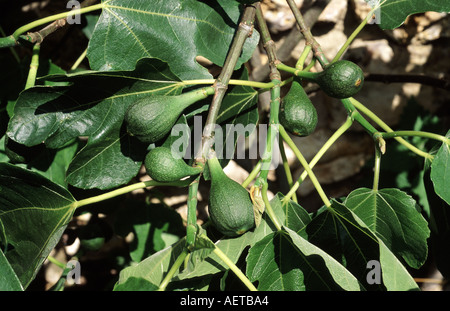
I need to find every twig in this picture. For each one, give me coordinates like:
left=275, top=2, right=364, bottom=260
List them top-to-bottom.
left=16, top=0, right=100, bottom=45
left=251, top=0, right=331, bottom=82
left=285, top=0, right=329, bottom=67
left=254, top=3, right=282, bottom=183
left=198, top=4, right=257, bottom=162
left=365, top=73, right=450, bottom=91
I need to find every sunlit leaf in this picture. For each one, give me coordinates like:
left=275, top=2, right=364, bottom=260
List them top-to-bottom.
left=88, top=0, right=259, bottom=79
left=366, top=0, right=450, bottom=30
left=344, top=188, right=429, bottom=269
left=314, top=200, right=419, bottom=291
left=246, top=227, right=361, bottom=291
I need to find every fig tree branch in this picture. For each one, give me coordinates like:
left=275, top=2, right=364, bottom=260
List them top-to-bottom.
left=0, top=0, right=102, bottom=48
left=18, top=0, right=99, bottom=45
left=251, top=0, right=331, bottom=82
left=286, top=0, right=330, bottom=67
left=254, top=2, right=282, bottom=185
left=199, top=4, right=257, bottom=162
left=365, top=73, right=450, bottom=91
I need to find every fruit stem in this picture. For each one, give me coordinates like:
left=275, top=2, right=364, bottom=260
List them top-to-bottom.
left=285, top=0, right=329, bottom=68
left=11, top=3, right=104, bottom=40
left=25, top=43, right=41, bottom=90
left=276, top=63, right=318, bottom=80
left=349, top=97, right=434, bottom=160
left=283, top=116, right=353, bottom=203
left=279, top=124, right=331, bottom=208
left=372, top=147, right=382, bottom=191
left=242, top=160, right=262, bottom=189
left=186, top=175, right=201, bottom=249
left=74, top=179, right=193, bottom=209
left=158, top=248, right=189, bottom=291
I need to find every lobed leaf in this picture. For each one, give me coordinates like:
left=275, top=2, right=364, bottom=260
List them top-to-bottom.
left=88, top=0, right=259, bottom=80
left=344, top=187, right=429, bottom=269
left=114, top=199, right=185, bottom=263
left=318, top=200, right=419, bottom=290
left=245, top=228, right=361, bottom=291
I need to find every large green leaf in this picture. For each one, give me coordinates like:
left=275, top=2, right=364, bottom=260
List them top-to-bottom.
left=88, top=0, right=259, bottom=79
left=367, top=0, right=450, bottom=30
left=7, top=58, right=182, bottom=189
left=0, top=163, right=76, bottom=288
left=344, top=188, right=429, bottom=269
left=173, top=193, right=310, bottom=285
left=310, top=200, right=419, bottom=291
left=245, top=227, right=361, bottom=291
left=0, top=248, right=23, bottom=291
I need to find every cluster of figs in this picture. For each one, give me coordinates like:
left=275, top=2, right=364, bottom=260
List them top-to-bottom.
left=123, top=60, right=365, bottom=237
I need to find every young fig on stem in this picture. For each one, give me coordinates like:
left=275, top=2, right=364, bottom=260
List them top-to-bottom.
left=297, top=60, right=364, bottom=99
left=279, top=77, right=318, bottom=137
left=125, top=87, right=214, bottom=144
left=144, top=147, right=202, bottom=182
left=207, top=156, right=255, bottom=237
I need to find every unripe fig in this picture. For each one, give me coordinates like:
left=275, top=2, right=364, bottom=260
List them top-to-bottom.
left=298, top=60, right=364, bottom=99
left=279, top=77, right=318, bottom=137
left=125, top=88, right=212, bottom=144
left=144, top=147, right=202, bottom=182
left=207, top=156, right=255, bottom=237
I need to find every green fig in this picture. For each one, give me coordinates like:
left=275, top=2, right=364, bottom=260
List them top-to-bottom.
left=298, top=60, right=364, bottom=99
left=279, top=77, right=318, bottom=137
left=125, top=88, right=212, bottom=144
left=144, top=147, right=202, bottom=182
left=207, top=156, right=255, bottom=237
